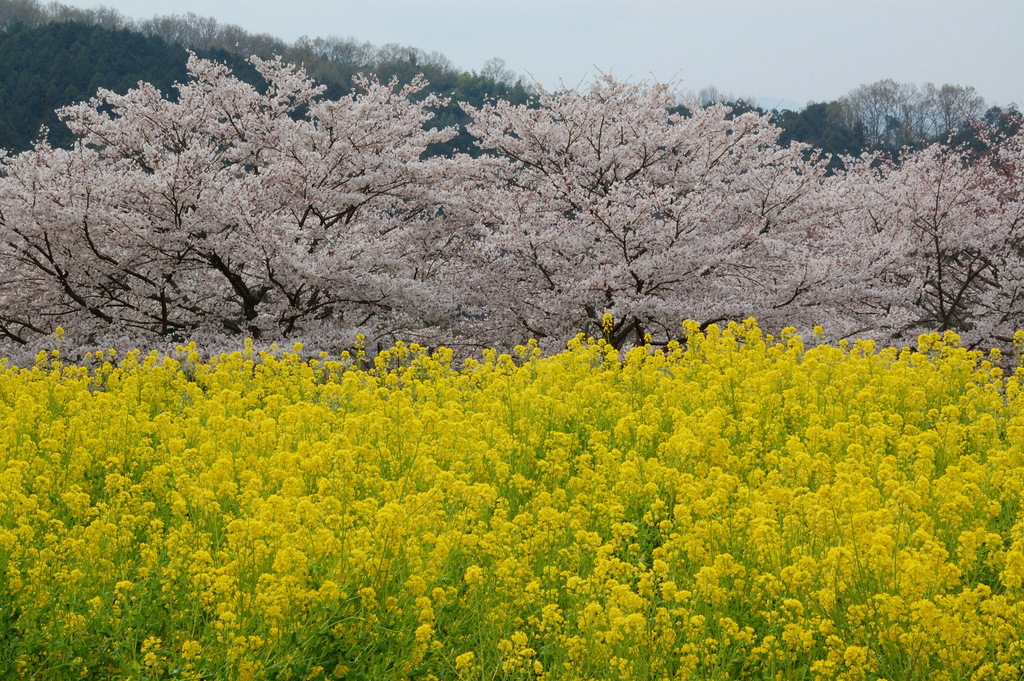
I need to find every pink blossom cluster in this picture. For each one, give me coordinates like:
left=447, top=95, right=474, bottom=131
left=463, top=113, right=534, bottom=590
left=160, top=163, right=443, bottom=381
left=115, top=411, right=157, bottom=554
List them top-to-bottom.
left=0, top=56, right=1021, bottom=360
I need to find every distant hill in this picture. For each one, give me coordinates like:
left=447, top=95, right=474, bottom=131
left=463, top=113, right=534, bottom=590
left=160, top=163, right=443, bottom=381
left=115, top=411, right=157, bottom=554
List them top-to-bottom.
left=0, top=0, right=1016, bottom=163
left=0, top=1, right=532, bottom=156
left=0, top=21, right=190, bottom=151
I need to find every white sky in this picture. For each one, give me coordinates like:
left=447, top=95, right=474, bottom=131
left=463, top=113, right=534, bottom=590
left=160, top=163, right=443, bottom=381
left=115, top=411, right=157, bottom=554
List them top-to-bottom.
left=62, top=0, right=1024, bottom=109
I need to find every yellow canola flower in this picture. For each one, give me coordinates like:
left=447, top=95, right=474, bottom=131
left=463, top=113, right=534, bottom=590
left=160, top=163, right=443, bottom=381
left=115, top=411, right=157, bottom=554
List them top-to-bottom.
left=0, top=320, right=1023, bottom=679
left=454, top=651, right=476, bottom=675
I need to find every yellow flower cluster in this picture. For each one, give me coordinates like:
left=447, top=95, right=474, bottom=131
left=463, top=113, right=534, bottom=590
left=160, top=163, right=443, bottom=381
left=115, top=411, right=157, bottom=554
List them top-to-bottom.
left=2, top=320, right=1024, bottom=680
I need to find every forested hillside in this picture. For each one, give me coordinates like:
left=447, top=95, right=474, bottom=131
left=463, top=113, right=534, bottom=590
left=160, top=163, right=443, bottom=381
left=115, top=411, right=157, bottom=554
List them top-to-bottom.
left=0, top=0, right=532, bottom=155
left=0, top=21, right=189, bottom=150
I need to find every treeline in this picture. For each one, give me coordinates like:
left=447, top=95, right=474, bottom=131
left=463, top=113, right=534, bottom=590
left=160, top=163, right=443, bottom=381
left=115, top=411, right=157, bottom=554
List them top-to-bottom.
left=0, top=0, right=1019, bottom=162
left=777, top=82, right=1021, bottom=166
left=688, top=83, right=1020, bottom=169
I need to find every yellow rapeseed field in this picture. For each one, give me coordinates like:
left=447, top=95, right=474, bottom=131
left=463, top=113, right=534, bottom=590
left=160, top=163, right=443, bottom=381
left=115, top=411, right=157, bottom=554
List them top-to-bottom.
left=2, top=320, right=1024, bottom=680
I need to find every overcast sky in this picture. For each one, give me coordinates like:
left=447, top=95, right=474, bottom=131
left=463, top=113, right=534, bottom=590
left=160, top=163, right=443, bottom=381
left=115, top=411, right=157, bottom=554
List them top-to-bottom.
left=62, top=0, right=1024, bottom=109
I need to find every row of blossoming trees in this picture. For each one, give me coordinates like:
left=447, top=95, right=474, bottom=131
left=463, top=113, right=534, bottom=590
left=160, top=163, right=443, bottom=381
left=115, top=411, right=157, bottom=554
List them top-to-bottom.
left=0, top=55, right=1022, bottom=360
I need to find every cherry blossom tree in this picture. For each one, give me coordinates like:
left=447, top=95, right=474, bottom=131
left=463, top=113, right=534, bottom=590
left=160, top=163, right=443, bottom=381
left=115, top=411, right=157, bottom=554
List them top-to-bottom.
left=0, top=54, right=456, bottom=354
left=451, top=77, right=832, bottom=349
left=822, top=126, right=1024, bottom=349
